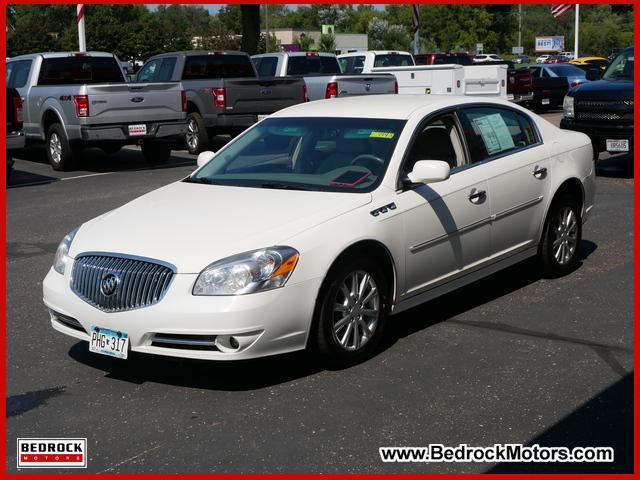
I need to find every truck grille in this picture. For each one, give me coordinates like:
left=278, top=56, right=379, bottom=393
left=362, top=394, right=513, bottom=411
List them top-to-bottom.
left=575, top=99, right=633, bottom=123
left=71, top=254, right=174, bottom=312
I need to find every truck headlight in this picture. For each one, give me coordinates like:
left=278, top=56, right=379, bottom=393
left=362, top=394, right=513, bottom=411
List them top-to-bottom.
left=563, top=95, right=574, bottom=118
left=53, top=227, right=79, bottom=275
left=193, top=247, right=299, bottom=296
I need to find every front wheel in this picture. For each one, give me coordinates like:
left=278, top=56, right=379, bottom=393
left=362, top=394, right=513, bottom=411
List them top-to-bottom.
left=538, top=194, right=582, bottom=277
left=314, top=255, right=389, bottom=368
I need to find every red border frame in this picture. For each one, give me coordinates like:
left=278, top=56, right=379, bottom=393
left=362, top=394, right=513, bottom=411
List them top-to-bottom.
left=1, top=1, right=637, bottom=478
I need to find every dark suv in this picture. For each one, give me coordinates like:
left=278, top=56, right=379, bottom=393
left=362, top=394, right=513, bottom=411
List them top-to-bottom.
left=560, top=47, right=633, bottom=160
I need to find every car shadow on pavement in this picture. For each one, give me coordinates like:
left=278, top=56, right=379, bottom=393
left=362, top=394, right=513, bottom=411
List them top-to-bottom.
left=595, top=153, right=633, bottom=179
left=6, top=168, right=59, bottom=188
left=67, top=240, right=597, bottom=390
left=487, top=372, right=633, bottom=473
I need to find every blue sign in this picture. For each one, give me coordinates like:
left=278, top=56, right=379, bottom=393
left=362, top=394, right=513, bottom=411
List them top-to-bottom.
left=535, top=36, right=565, bottom=52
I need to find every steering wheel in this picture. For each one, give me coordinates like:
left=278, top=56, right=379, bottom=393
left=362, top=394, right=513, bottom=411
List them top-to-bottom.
left=350, top=154, right=384, bottom=172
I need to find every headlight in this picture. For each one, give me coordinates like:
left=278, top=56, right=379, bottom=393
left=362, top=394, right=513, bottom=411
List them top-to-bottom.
left=563, top=95, right=574, bottom=118
left=53, top=227, right=79, bottom=275
left=193, top=246, right=299, bottom=296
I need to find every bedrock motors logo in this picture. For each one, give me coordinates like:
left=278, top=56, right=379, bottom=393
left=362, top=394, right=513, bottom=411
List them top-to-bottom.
left=17, top=438, right=87, bottom=468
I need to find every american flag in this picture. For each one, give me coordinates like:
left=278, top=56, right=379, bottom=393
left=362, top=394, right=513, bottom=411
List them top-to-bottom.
left=551, top=4, right=573, bottom=19
left=412, top=5, right=420, bottom=33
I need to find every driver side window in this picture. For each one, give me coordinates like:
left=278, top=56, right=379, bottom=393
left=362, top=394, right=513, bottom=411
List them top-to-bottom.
left=404, top=113, right=467, bottom=176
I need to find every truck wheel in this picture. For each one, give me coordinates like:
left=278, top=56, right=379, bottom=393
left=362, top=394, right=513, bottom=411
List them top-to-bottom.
left=185, top=112, right=210, bottom=155
left=46, top=123, right=79, bottom=171
left=141, top=141, right=171, bottom=164
left=537, top=193, right=582, bottom=277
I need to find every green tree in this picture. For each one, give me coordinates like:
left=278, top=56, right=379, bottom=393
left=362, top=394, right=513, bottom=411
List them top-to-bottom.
left=294, top=33, right=315, bottom=51
left=318, top=33, right=336, bottom=53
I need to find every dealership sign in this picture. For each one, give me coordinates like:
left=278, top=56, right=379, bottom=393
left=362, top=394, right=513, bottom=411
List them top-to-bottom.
left=535, top=36, right=564, bottom=52
left=17, top=438, right=87, bottom=468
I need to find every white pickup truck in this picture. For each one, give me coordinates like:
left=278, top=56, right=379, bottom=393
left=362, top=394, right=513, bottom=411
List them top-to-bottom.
left=338, top=50, right=507, bottom=98
left=6, top=51, right=187, bottom=170
left=251, top=51, right=397, bottom=101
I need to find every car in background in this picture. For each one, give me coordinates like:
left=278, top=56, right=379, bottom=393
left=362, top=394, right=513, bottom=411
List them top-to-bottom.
left=561, top=46, right=634, bottom=161
left=139, top=51, right=307, bottom=155
left=251, top=51, right=397, bottom=101
left=559, top=52, right=576, bottom=61
left=414, top=53, right=473, bottom=66
left=473, top=54, right=503, bottom=63
left=536, top=54, right=551, bottom=64
left=513, top=55, right=531, bottom=64
left=545, top=55, right=570, bottom=64
left=570, top=57, right=609, bottom=73
left=530, top=63, right=591, bottom=89
left=527, top=64, right=570, bottom=112
left=6, top=87, right=25, bottom=179
left=43, top=94, right=595, bottom=367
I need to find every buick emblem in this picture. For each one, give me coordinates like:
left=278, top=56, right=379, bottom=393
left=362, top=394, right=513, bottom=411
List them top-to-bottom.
left=130, top=97, right=144, bottom=103
left=100, top=273, right=120, bottom=296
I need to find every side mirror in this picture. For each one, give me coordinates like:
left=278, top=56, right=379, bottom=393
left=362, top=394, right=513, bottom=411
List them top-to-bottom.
left=585, top=68, right=601, bottom=81
left=197, top=151, right=215, bottom=168
left=408, top=160, right=451, bottom=184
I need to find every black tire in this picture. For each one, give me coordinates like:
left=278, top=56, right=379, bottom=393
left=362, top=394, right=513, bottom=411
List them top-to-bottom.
left=185, top=112, right=210, bottom=155
left=46, top=123, right=79, bottom=171
left=141, top=141, right=171, bottom=164
left=538, top=193, right=582, bottom=277
left=313, top=255, right=389, bottom=368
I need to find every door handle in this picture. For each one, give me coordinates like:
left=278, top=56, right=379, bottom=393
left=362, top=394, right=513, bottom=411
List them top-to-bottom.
left=533, top=166, right=547, bottom=178
left=468, top=190, right=486, bottom=203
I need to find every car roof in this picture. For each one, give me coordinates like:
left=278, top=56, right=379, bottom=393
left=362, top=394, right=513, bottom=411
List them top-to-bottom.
left=153, top=50, right=248, bottom=58
left=8, top=51, right=115, bottom=61
left=269, top=94, right=516, bottom=120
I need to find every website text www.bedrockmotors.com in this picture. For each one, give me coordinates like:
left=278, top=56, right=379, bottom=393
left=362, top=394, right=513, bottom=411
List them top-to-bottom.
left=379, top=444, right=614, bottom=463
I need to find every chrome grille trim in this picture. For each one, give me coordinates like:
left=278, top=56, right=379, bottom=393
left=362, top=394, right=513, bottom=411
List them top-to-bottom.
left=71, top=253, right=175, bottom=312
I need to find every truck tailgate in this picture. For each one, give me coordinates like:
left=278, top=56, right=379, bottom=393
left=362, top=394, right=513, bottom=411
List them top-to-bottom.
left=462, top=65, right=508, bottom=97
left=325, top=75, right=396, bottom=96
left=223, top=77, right=305, bottom=115
left=84, top=82, right=184, bottom=124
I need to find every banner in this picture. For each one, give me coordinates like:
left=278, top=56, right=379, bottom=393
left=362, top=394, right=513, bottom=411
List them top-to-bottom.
left=535, top=36, right=564, bottom=52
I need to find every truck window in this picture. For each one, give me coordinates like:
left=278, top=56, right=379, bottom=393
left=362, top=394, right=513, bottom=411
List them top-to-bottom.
left=373, top=54, right=414, bottom=68
left=182, top=55, right=255, bottom=79
left=37, top=56, right=124, bottom=85
left=286, top=56, right=341, bottom=75
left=158, top=57, right=177, bottom=81
left=256, top=57, right=278, bottom=76
left=137, top=59, right=160, bottom=82
left=7, top=60, right=32, bottom=88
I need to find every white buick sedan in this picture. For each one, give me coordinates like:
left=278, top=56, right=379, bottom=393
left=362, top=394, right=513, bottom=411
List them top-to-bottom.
left=43, top=95, right=595, bottom=367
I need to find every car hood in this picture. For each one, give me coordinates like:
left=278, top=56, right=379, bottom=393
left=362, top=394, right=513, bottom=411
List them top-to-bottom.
left=571, top=79, right=634, bottom=99
left=70, top=181, right=372, bottom=273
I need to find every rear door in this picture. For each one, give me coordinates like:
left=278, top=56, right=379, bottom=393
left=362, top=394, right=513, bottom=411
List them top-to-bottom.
left=458, top=106, right=551, bottom=258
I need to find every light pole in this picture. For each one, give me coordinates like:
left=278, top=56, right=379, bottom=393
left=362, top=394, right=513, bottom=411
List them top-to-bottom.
left=264, top=4, right=269, bottom=53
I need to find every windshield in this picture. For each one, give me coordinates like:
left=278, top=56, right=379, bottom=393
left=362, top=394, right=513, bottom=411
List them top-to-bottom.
left=603, top=48, right=633, bottom=81
left=182, top=54, right=255, bottom=79
left=374, top=54, right=414, bottom=68
left=286, top=56, right=341, bottom=75
left=549, top=64, right=585, bottom=77
left=189, top=117, right=406, bottom=193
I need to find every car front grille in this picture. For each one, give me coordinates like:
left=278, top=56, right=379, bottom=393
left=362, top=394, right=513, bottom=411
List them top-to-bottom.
left=575, top=99, right=633, bottom=123
left=71, top=254, right=175, bottom=312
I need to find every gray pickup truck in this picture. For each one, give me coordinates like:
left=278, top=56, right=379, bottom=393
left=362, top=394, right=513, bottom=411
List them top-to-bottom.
left=6, top=51, right=187, bottom=170
left=137, top=51, right=307, bottom=154
left=251, top=52, right=397, bottom=101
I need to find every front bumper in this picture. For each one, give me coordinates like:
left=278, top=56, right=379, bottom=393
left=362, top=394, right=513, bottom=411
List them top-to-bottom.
left=508, top=92, right=534, bottom=103
left=560, top=117, right=633, bottom=153
left=78, top=120, right=187, bottom=143
left=6, top=131, right=25, bottom=150
left=43, top=264, right=323, bottom=361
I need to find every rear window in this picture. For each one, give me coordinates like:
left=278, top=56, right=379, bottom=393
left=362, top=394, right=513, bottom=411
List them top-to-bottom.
left=182, top=54, right=255, bottom=80
left=373, top=54, right=414, bottom=68
left=434, top=55, right=472, bottom=66
left=37, top=56, right=124, bottom=85
left=286, top=56, right=341, bottom=75
left=255, top=57, right=278, bottom=77
left=550, top=64, right=584, bottom=76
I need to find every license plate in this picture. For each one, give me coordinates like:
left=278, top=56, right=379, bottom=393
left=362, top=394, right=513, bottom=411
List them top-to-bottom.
left=507, top=94, right=514, bottom=101
left=541, top=98, right=550, bottom=105
left=257, top=114, right=269, bottom=122
left=128, top=124, right=147, bottom=136
left=606, top=139, right=629, bottom=152
left=89, top=326, right=129, bottom=359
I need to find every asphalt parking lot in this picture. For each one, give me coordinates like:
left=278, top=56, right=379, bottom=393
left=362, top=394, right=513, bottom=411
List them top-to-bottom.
left=5, top=112, right=633, bottom=473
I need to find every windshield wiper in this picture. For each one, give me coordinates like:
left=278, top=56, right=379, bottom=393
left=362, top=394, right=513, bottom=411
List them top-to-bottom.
left=183, top=177, right=216, bottom=185
left=258, top=182, right=310, bottom=191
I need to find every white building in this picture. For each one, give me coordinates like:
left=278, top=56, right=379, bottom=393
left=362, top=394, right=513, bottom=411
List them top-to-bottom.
left=263, top=28, right=368, bottom=54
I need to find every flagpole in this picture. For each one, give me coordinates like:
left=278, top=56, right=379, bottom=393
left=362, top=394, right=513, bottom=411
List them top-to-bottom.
left=77, top=4, right=86, bottom=52
left=574, top=4, right=579, bottom=58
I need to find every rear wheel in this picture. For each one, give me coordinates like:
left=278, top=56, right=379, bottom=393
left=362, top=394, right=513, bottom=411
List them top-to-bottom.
left=185, top=112, right=210, bottom=155
left=46, top=123, right=79, bottom=171
left=141, top=141, right=171, bottom=164
left=538, top=194, right=582, bottom=277
left=314, top=255, right=389, bottom=368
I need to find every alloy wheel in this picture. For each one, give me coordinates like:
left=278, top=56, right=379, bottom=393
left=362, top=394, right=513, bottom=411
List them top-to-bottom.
left=49, top=132, right=62, bottom=165
left=552, top=206, right=578, bottom=265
